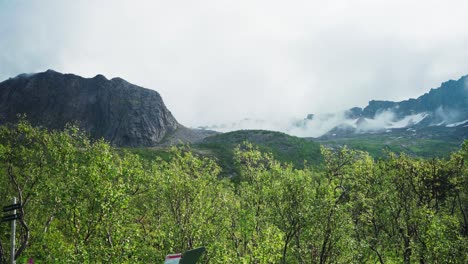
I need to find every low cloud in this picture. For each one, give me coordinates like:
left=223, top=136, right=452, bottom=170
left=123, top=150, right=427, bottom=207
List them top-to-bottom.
left=434, top=107, right=461, bottom=124
left=202, top=109, right=432, bottom=137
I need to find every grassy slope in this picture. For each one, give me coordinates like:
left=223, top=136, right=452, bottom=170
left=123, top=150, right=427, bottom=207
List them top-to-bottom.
left=122, top=129, right=463, bottom=176
left=122, top=130, right=323, bottom=176
left=194, top=130, right=323, bottom=175
left=317, top=135, right=461, bottom=158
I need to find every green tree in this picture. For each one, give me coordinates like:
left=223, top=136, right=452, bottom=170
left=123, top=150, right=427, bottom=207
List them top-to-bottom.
left=142, top=147, right=234, bottom=263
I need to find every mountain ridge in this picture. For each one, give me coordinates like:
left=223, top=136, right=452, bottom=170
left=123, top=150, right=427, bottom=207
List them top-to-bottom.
left=0, top=70, right=214, bottom=146
left=1, top=70, right=466, bottom=148
left=303, top=75, right=468, bottom=138
left=346, top=75, right=468, bottom=119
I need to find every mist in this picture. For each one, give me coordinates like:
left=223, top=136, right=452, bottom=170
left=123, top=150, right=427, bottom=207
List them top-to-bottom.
left=204, top=105, right=466, bottom=137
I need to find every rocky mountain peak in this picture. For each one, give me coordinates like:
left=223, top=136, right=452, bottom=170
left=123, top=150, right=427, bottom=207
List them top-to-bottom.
left=0, top=70, right=182, bottom=146
left=302, top=75, right=468, bottom=139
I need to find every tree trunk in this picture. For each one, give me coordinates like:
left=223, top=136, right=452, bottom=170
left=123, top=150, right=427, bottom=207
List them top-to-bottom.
left=403, top=236, right=411, bottom=264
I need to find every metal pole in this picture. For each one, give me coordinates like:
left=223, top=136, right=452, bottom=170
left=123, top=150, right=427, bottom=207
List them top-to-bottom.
left=10, top=197, right=16, bottom=264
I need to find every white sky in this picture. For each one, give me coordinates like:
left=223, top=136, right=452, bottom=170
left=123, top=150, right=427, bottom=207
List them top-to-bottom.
left=1, top=0, right=468, bottom=127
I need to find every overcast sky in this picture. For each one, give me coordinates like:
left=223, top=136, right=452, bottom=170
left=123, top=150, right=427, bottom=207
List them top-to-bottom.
left=1, top=0, right=468, bottom=127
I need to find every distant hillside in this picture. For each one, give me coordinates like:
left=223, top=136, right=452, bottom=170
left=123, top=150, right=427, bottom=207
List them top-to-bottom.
left=0, top=70, right=213, bottom=146
left=198, top=75, right=468, bottom=140
left=301, top=75, right=468, bottom=139
left=345, top=75, right=468, bottom=120
left=306, top=76, right=468, bottom=154
left=315, top=128, right=463, bottom=159
left=194, top=130, right=323, bottom=177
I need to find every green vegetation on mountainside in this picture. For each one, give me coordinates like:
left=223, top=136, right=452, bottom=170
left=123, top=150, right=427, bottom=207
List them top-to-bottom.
left=1, top=121, right=467, bottom=263
left=123, top=129, right=464, bottom=176
left=123, top=130, right=324, bottom=176
left=194, top=130, right=323, bottom=176
left=319, top=134, right=461, bottom=158
left=123, top=147, right=172, bottom=161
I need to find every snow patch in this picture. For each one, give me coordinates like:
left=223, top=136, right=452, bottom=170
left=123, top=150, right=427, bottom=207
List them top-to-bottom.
left=356, top=112, right=427, bottom=131
left=390, top=113, right=427, bottom=128
left=446, top=119, right=468, bottom=127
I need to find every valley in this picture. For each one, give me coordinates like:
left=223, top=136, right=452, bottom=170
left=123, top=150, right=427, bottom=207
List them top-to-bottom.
left=0, top=70, right=466, bottom=263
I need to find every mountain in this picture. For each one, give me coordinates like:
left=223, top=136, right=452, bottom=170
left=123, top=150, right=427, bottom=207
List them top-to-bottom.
left=0, top=70, right=214, bottom=147
left=198, top=75, right=468, bottom=140
left=305, top=75, right=468, bottom=138
left=303, top=76, right=468, bottom=158
left=347, top=76, right=467, bottom=120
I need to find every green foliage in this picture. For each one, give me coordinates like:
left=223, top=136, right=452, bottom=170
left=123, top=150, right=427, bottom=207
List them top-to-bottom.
left=0, top=122, right=467, bottom=263
left=195, top=130, right=323, bottom=177
left=320, top=134, right=461, bottom=159
left=121, top=147, right=172, bottom=163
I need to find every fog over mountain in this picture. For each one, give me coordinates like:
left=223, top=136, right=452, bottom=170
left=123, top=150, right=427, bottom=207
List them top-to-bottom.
left=2, top=0, right=468, bottom=127
left=203, top=75, right=468, bottom=137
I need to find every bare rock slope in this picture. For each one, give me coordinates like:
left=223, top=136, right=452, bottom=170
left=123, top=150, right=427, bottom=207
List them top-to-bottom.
left=0, top=70, right=211, bottom=146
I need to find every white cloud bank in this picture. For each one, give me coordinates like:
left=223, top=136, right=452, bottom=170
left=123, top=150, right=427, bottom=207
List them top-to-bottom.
left=201, top=111, right=430, bottom=138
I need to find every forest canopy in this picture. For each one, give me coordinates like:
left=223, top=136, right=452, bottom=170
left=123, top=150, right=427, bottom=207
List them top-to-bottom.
left=0, top=121, right=467, bottom=263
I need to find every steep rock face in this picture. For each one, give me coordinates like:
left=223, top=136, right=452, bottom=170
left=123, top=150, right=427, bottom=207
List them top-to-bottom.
left=0, top=70, right=180, bottom=146
left=303, top=75, right=468, bottom=139
left=360, top=76, right=468, bottom=119
left=344, top=107, right=363, bottom=119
